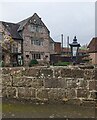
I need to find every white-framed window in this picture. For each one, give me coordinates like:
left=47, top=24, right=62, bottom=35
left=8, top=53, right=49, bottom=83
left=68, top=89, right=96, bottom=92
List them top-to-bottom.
left=28, top=24, right=44, bottom=33
left=28, top=25, right=36, bottom=32
left=31, top=38, right=43, bottom=46
left=11, top=41, right=22, bottom=53
left=32, top=53, right=41, bottom=59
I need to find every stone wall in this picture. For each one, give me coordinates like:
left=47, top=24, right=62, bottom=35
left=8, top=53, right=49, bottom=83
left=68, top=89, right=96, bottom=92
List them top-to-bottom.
left=1, top=66, right=97, bottom=104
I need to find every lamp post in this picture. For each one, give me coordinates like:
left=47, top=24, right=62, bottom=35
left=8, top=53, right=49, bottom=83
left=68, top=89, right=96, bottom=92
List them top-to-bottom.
left=69, top=36, right=81, bottom=64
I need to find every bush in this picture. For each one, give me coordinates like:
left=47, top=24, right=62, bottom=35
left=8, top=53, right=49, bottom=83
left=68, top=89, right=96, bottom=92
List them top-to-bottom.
left=29, top=59, right=38, bottom=67
left=0, top=60, right=4, bottom=67
left=54, top=61, right=71, bottom=66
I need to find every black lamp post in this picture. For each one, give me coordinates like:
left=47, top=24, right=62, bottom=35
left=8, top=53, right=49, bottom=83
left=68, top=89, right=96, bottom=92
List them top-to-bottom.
left=69, top=36, right=81, bottom=64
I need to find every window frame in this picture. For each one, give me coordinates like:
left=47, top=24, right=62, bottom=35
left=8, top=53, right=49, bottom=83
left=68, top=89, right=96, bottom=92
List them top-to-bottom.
left=0, top=32, right=3, bottom=41
left=31, top=38, right=43, bottom=46
left=32, top=53, right=41, bottom=60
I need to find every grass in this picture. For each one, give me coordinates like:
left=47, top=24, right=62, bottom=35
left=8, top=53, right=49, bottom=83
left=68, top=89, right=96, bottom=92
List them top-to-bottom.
left=54, top=62, right=71, bottom=66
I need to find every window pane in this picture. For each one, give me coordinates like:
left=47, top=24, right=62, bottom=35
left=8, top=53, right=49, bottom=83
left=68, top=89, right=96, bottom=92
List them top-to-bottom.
left=0, top=33, right=3, bottom=40
left=31, top=38, right=43, bottom=46
left=32, top=53, right=41, bottom=59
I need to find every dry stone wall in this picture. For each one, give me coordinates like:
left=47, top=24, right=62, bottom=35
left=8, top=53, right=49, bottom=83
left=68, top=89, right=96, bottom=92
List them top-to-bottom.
left=1, top=66, right=97, bottom=104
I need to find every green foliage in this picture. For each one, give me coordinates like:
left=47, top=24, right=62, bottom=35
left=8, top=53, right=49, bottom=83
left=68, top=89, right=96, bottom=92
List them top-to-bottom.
left=29, top=59, right=38, bottom=67
left=84, top=59, right=89, bottom=62
left=0, top=60, right=4, bottom=67
left=54, top=61, right=71, bottom=66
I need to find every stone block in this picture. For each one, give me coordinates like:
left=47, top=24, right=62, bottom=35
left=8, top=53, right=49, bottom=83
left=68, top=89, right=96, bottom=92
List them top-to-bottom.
left=10, top=67, right=23, bottom=77
left=2, top=68, right=10, bottom=74
left=22, top=68, right=40, bottom=77
left=40, top=68, right=53, bottom=78
left=54, top=68, right=61, bottom=78
left=61, top=68, right=72, bottom=77
left=61, top=68, right=84, bottom=78
left=71, top=69, right=84, bottom=78
left=84, top=70, right=94, bottom=80
left=2, top=75, right=12, bottom=86
left=13, top=77, right=32, bottom=87
left=31, top=78, right=44, bottom=88
left=44, top=78, right=67, bottom=88
left=66, top=78, right=77, bottom=89
left=76, top=78, right=87, bottom=89
left=37, top=79, right=44, bottom=88
left=89, top=80, right=97, bottom=91
left=2, top=87, right=7, bottom=97
left=6, top=87, right=16, bottom=98
left=18, top=87, right=25, bottom=98
left=18, top=87, right=36, bottom=99
left=25, top=88, right=36, bottom=99
left=36, top=88, right=49, bottom=100
left=48, top=88, right=67, bottom=101
left=48, top=88, right=58, bottom=101
left=57, top=88, right=67, bottom=100
left=67, top=88, right=76, bottom=99
left=77, top=89, right=89, bottom=98
left=89, top=91, right=97, bottom=99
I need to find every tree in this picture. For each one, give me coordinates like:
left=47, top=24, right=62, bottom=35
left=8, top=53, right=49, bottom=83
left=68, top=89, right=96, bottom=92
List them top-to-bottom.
left=0, top=25, right=14, bottom=66
left=0, top=33, right=14, bottom=52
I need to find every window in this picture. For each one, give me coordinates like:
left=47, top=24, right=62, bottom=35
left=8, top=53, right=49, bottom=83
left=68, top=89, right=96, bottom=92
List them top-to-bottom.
left=28, top=24, right=44, bottom=33
left=28, top=25, right=36, bottom=32
left=0, top=33, right=3, bottom=41
left=31, top=38, right=43, bottom=46
left=18, top=41, right=22, bottom=53
left=11, top=42, right=21, bottom=53
left=11, top=43, right=18, bottom=53
left=32, top=53, right=41, bottom=59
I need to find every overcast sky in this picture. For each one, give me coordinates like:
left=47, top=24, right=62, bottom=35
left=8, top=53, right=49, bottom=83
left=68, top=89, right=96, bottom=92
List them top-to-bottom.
left=0, top=1, right=95, bottom=46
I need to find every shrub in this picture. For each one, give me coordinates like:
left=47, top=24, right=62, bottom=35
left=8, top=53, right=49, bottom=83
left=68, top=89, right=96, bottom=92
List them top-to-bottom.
left=29, top=59, right=38, bottom=67
left=0, top=60, right=4, bottom=67
left=54, top=61, right=71, bottom=66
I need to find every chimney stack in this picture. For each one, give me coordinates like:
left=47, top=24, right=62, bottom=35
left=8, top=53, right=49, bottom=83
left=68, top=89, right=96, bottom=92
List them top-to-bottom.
left=61, top=34, right=63, bottom=53
left=67, top=36, right=69, bottom=48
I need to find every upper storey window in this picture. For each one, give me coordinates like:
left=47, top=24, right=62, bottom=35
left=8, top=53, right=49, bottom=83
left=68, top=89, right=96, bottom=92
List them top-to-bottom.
left=28, top=24, right=46, bottom=34
left=31, top=38, right=43, bottom=46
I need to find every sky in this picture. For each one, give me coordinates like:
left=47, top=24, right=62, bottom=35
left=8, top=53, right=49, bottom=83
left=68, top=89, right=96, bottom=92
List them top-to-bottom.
left=0, top=1, right=96, bottom=46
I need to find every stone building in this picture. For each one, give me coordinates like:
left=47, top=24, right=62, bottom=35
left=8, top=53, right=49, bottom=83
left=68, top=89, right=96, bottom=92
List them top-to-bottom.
left=0, top=13, right=55, bottom=66
left=18, top=13, right=55, bottom=65
left=0, top=21, right=23, bottom=66
left=88, top=37, right=97, bottom=65
left=54, top=42, right=61, bottom=54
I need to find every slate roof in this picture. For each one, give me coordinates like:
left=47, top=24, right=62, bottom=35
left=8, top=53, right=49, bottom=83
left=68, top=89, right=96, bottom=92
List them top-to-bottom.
left=1, top=13, right=52, bottom=42
left=17, top=13, right=50, bottom=33
left=17, top=17, right=31, bottom=31
left=2, top=22, right=23, bottom=40
left=50, top=37, right=55, bottom=43
left=88, top=37, right=97, bottom=53
left=63, top=47, right=87, bottom=53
